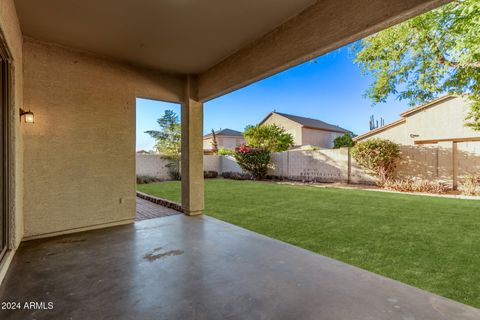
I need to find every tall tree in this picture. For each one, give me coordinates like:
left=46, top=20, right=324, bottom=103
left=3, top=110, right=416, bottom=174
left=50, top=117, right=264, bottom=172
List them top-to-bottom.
left=354, top=0, right=480, bottom=130
left=145, top=110, right=181, bottom=179
left=210, top=129, right=218, bottom=154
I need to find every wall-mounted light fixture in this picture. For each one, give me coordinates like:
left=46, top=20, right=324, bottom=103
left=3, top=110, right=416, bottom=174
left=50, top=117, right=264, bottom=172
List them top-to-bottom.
left=20, top=109, right=34, bottom=124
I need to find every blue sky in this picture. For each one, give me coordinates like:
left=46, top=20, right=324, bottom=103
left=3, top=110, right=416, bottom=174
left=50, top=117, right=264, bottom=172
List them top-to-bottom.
left=136, top=45, right=409, bottom=151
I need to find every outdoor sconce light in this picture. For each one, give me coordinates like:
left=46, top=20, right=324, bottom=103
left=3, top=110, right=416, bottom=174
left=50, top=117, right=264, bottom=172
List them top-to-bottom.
left=20, top=109, right=34, bottom=124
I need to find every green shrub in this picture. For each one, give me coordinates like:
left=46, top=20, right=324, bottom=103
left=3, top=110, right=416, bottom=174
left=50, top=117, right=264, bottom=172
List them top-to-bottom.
left=333, top=133, right=356, bottom=148
left=352, top=138, right=400, bottom=184
left=234, top=145, right=270, bottom=180
left=217, top=148, right=234, bottom=156
left=165, top=160, right=181, bottom=180
left=204, top=171, right=218, bottom=179
left=222, top=171, right=252, bottom=180
left=136, top=175, right=161, bottom=184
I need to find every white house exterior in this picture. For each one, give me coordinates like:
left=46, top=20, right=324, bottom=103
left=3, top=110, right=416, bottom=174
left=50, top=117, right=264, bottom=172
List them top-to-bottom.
left=259, top=111, right=350, bottom=148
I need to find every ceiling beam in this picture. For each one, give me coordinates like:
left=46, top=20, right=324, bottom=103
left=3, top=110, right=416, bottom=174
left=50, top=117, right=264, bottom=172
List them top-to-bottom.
left=197, top=0, right=451, bottom=102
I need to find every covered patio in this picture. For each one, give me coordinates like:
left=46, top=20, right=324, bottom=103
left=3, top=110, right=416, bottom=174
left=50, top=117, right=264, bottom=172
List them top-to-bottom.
left=0, top=0, right=477, bottom=318
left=1, top=215, right=479, bottom=319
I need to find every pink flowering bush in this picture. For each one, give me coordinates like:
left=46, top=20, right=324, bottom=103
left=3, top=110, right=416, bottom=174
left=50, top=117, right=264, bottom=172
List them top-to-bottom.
left=234, top=144, right=271, bottom=180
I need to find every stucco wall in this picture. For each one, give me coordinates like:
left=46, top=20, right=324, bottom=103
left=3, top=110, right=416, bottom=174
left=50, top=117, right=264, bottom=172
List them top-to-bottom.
left=0, top=0, right=24, bottom=282
left=22, top=38, right=184, bottom=238
left=358, top=96, right=480, bottom=147
left=402, top=96, right=477, bottom=143
left=262, top=113, right=303, bottom=146
left=362, top=122, right=409, bottom=144
left=302, top=128, right=344, bottom=148
left=203, top=136, right=244, bottom=150
left=203, top=137, right=213, bottom=150
left=218, top=137, right=244, bottom=150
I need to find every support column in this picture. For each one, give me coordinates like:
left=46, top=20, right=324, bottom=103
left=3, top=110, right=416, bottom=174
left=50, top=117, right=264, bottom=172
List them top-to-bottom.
left=181, top=75, right=204, bottom=215
left=452, top=141, right=458, bottom=191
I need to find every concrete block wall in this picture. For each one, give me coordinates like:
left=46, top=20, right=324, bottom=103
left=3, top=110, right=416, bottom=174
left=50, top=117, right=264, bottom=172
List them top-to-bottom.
left=137, top=143, right=480, bottom=187
left=397, top=143, right=480, bottom=186
left=269, top=149, right=374, bottom=184
left=136, top=150, right=373, bottom=184
left=136, top=154, right=231, bottom=180
left=136, top=155, right=171, bottom=179
left=205, top=155, right=222, bottom=172
left=219, top=155, right=243, bottom=173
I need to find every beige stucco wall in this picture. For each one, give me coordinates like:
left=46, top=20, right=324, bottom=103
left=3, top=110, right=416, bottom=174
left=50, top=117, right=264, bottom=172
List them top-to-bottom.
left=0, top=0, right=24, bottom=283
left=22, top=38, right=184, bottom=239
left=356, top=96, right=480, bottom=185
left=359, top=96, right=479, bottom=146
left=403, top=97, right=478, bottom=142
left=262, top=113, right=303, bottom=146
left=362, top=122, right=409, bottom=144
left=302, top=127, right=344, bottom=148
left=203, top=136, right=244, bottom=150
left=219, top=136, right=244, bottom=150
left=203, top=137, right=213, bottom=150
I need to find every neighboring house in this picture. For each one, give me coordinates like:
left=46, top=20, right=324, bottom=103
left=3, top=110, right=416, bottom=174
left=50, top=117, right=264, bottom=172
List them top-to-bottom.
left=353, top=95, right=480, bottom=150
left=353, top=95, right=480, bottom=189
left=259, top=111, right=350, bottom=148
left=203, top=128, right=245, bottom=151
left=136, top=150, right=152, bottom=155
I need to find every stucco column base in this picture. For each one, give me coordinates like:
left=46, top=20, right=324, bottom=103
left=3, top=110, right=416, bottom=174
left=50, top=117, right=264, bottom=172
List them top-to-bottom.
left=181, top=75, right=204, bottom=215
left=183, top=209, right=203, bottom=216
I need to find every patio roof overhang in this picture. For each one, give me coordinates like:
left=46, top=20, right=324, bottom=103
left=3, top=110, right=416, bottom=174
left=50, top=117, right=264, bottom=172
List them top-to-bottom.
left=0, top=0, right=456, bottom=285
left=6, top=0, right=453, bottom=228
left=6, top=0, right=454, bottom=230
left=14, top=0, right=450, bottom=102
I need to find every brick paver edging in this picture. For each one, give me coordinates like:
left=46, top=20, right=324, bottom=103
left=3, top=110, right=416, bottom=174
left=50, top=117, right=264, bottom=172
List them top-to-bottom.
left=136, top=191, right=184, bottom=213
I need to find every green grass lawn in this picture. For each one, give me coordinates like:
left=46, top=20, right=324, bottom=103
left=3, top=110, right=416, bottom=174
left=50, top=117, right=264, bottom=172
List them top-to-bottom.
left=137, top=179, right=480, bottom=308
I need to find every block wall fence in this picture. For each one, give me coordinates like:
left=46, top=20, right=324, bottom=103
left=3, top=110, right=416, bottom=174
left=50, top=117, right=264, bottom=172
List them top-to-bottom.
left=137, top=142, right=480, bottom=187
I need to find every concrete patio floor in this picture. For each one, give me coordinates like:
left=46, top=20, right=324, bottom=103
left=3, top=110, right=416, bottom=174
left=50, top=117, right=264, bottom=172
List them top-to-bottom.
left=0, top=215, right=479, bottom=320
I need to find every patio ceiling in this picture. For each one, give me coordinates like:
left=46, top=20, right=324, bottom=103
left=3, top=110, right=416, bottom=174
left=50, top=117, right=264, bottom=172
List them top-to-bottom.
left=13, top=0, right=315, bottom=74
left=14, top=0, right=450, bottom=101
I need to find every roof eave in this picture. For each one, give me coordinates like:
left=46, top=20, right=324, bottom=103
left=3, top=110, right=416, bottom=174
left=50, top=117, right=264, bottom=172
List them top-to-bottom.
left=353, top=118, right=406, bottom=141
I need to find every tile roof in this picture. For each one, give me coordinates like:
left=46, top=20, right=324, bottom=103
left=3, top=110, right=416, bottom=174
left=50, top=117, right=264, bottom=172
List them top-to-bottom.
left=262, top=112, right=350, bottom=133
left=203, top=128, right=243, bottom=138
